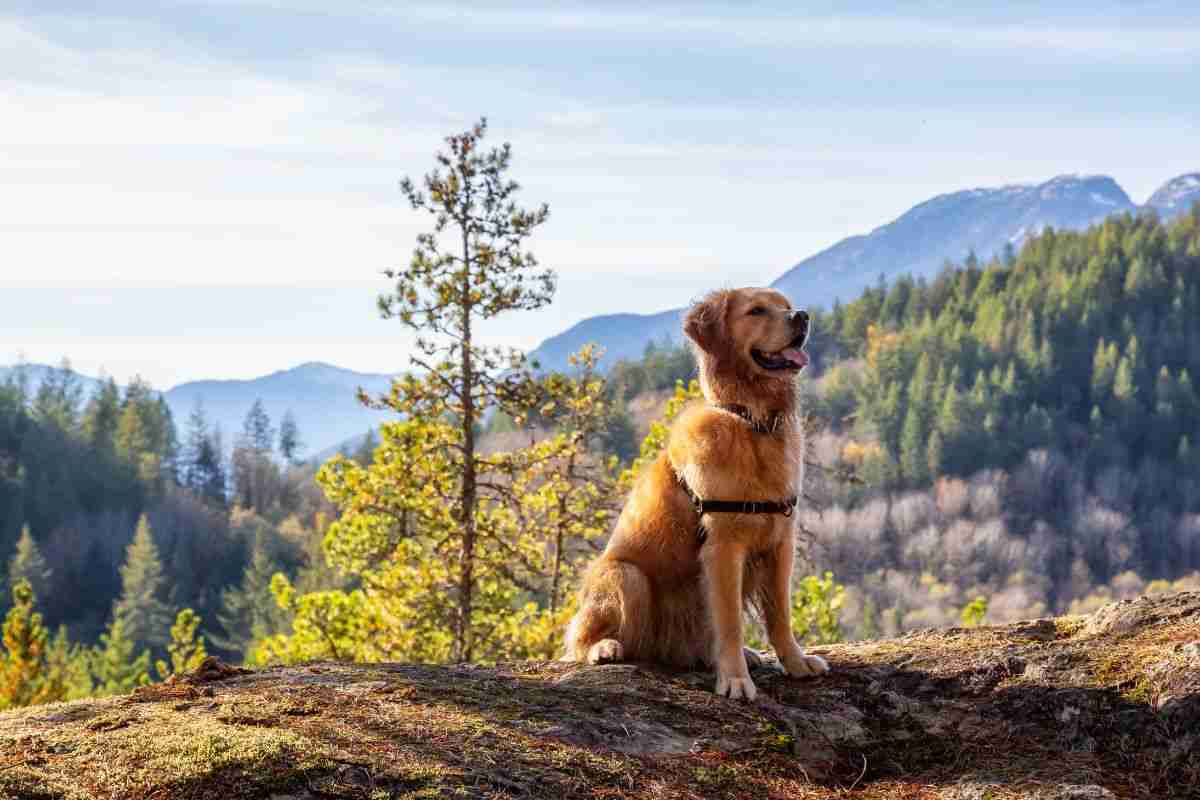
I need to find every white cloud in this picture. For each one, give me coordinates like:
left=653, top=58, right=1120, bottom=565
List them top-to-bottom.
left=200, top=2, right=1200, bottom=60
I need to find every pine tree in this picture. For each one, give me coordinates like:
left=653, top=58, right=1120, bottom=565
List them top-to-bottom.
left=370, top=118, right=553, bottom=662
left=1091, top=339, right=1118, bottom=404
left=31, top=358, right=83, bottom=432
left=81, top=376, right=121, bottom=452
left=182, top=399, right=211, bottom=494
left=242, top=400, right=274, bottom=454
left=233, top=401, right=280, bottom=513
left=900, top=404, right=930, bottom=485
left=278, top=410, right=303, bottom=465
left=199, top=426, right=227, bottom=506
left=927, top=429, right=945, bottom=479
left=111, top=515, right=173, bottom=653
left=7, top=525, right=51, bottom=604
left=213, top=541, right=291, bottom=659
left=0, top=580, right=64, bottom=708
left=155, top=608, right=208, bottom=680
left=90, top=618, right=150, bottom=697
left=44, top=626, right=92, bottom=700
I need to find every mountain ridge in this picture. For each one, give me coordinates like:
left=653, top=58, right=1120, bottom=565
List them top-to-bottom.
left=527, top=170, right=1196, bottom=372
left=0, top=360, right=398, bottom=459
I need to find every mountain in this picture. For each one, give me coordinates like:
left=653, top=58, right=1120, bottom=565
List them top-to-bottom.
left=528, top=171, right=1196, bottom=373
left=770, top=173, right=1134, bottom=308
left=1147, top=173, right=1200, bottom=219
left=527, top=308, right=686, bottom=375
left=1, top=361, right=397, bottom=459
left=165, top=362, right=396, bottom=460
left=0, top=363, right=108, bottom=399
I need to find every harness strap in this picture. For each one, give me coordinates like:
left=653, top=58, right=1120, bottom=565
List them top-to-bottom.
left=676, top=401, right=798, bottom=544
left=676, top=473, right=797, bottom=545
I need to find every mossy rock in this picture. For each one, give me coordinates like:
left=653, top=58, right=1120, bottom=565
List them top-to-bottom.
left=2, top=594, right=1199, bottom=799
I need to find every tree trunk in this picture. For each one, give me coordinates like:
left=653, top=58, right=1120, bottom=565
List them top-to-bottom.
left=457, top=226, right=477, bottom=663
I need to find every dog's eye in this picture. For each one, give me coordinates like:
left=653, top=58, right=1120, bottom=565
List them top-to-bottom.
left=747, top=306, right=767, bottom=316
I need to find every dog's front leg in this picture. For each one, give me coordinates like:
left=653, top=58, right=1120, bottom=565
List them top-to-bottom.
left=701, top=535, right=756, bottom=701
left=763, top=538, right=830, bottom=678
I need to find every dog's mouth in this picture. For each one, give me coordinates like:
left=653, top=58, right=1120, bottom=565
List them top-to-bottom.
left=751, top=334, right=809, bottom=372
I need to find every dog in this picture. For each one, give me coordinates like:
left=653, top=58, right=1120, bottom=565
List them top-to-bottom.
left=563, top=287, right=829, bottom=700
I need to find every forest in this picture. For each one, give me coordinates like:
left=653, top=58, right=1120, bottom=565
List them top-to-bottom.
left=2, top=118, right=1198, bottom=710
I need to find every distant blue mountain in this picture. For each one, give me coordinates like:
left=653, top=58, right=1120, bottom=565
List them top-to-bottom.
left=528, top=172, right=1194, bottom=372
left=770, top=173, right=1134, bottom=308
left=1146, top=173, right=1200, bottom=219
left=527, top=308, right=686, bottom=376
left=1, top=361, right=398, bottom=460
left=165, top=362, right=397, bottom=460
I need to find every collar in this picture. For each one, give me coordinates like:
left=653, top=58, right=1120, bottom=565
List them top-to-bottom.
left=714, top=403, right=785, bottom=435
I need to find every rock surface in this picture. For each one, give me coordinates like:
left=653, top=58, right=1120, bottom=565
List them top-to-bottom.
left=2, top=593, right=1199, bottom=799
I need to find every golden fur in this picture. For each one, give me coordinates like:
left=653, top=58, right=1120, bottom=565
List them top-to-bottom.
left=564, top=287, right=829, bottom=700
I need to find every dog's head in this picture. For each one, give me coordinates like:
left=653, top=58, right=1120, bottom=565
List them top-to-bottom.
left=684, top=288, right=810, bottom=382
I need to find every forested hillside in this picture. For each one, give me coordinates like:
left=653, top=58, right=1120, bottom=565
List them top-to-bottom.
left=2, top=201, right=1197, bottom=710
left=583, top=206, right=1200, bottom=635
left=798, top=206, right=1200, bottom=633
left=0, top=368, right=346, bottom=703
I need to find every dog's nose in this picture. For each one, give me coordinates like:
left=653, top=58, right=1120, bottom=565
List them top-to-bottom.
left=789, top=310, right=809, bottom=327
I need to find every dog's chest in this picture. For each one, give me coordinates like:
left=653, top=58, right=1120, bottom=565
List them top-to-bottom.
left=737, top=428, right=803, bottom=498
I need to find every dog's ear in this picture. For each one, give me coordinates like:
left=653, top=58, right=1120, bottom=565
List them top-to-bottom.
left=684, top=291, right=730, bottom=353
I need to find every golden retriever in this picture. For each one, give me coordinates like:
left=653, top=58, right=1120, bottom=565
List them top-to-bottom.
left=564, top=287, right=829, bottom=700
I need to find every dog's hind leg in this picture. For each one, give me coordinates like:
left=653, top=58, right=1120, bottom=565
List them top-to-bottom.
left=563, top=558, right=652, bottom=664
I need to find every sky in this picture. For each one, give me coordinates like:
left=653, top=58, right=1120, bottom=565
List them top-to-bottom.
left=3, top=1, right=1198, bottom=388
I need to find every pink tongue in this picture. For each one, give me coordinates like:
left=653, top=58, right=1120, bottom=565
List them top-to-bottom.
left=781, top=347, right=809, bottom=369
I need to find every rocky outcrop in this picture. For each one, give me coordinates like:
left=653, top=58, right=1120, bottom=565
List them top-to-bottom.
left=2, top=593, right=1198, bottom=799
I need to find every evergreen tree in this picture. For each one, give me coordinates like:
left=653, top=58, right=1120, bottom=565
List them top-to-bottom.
left=370, top=118, right=553, bottom=662
left=31, top=358, right=83, bottom=432
left=81, top=376, right=121, bottom=452
left=115, top=377, right=174, bottom=485
left=182, top=398, right=211, bottom=493
left=241, top=399, right=274, bottom=454
left=233, top=401, right=280, bottom=513
left=900, top=404, right=930, bottom=485
left=278, top=410, right=303, bottom=465
left=199, top=425, right=228, bottom=506
left=927, top=429, right=945, bottom=479
left=111, top=515, right=173, bottom=653
left=7, top=525, right=51, bottom=604
left=213, top=541, right=291, bottom=659
left=0, top=580, right=65, bottom=708
left=155, top=608, right=208, bottom=679
left=90, top=618, right=150, bottom=697
left=44, top=626, right=92, bottom=700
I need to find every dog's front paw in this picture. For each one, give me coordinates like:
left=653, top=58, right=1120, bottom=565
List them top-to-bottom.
left=586, top=638, right=624, bottom=665
left=781, top=649, right=829, bottom=677
left=715, top=673, right=758, bottom=701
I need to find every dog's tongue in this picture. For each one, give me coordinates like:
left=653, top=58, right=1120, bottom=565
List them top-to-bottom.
left=781, top=347, right=809, bottom=369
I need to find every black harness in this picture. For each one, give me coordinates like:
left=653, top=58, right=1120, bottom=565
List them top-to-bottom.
left=676, top=403, right=799, bottom=544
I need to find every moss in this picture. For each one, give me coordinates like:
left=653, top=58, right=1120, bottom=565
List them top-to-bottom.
left=1, top=596, right=1198, bottom=799
left=0, top=700, right=332, bottom=800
